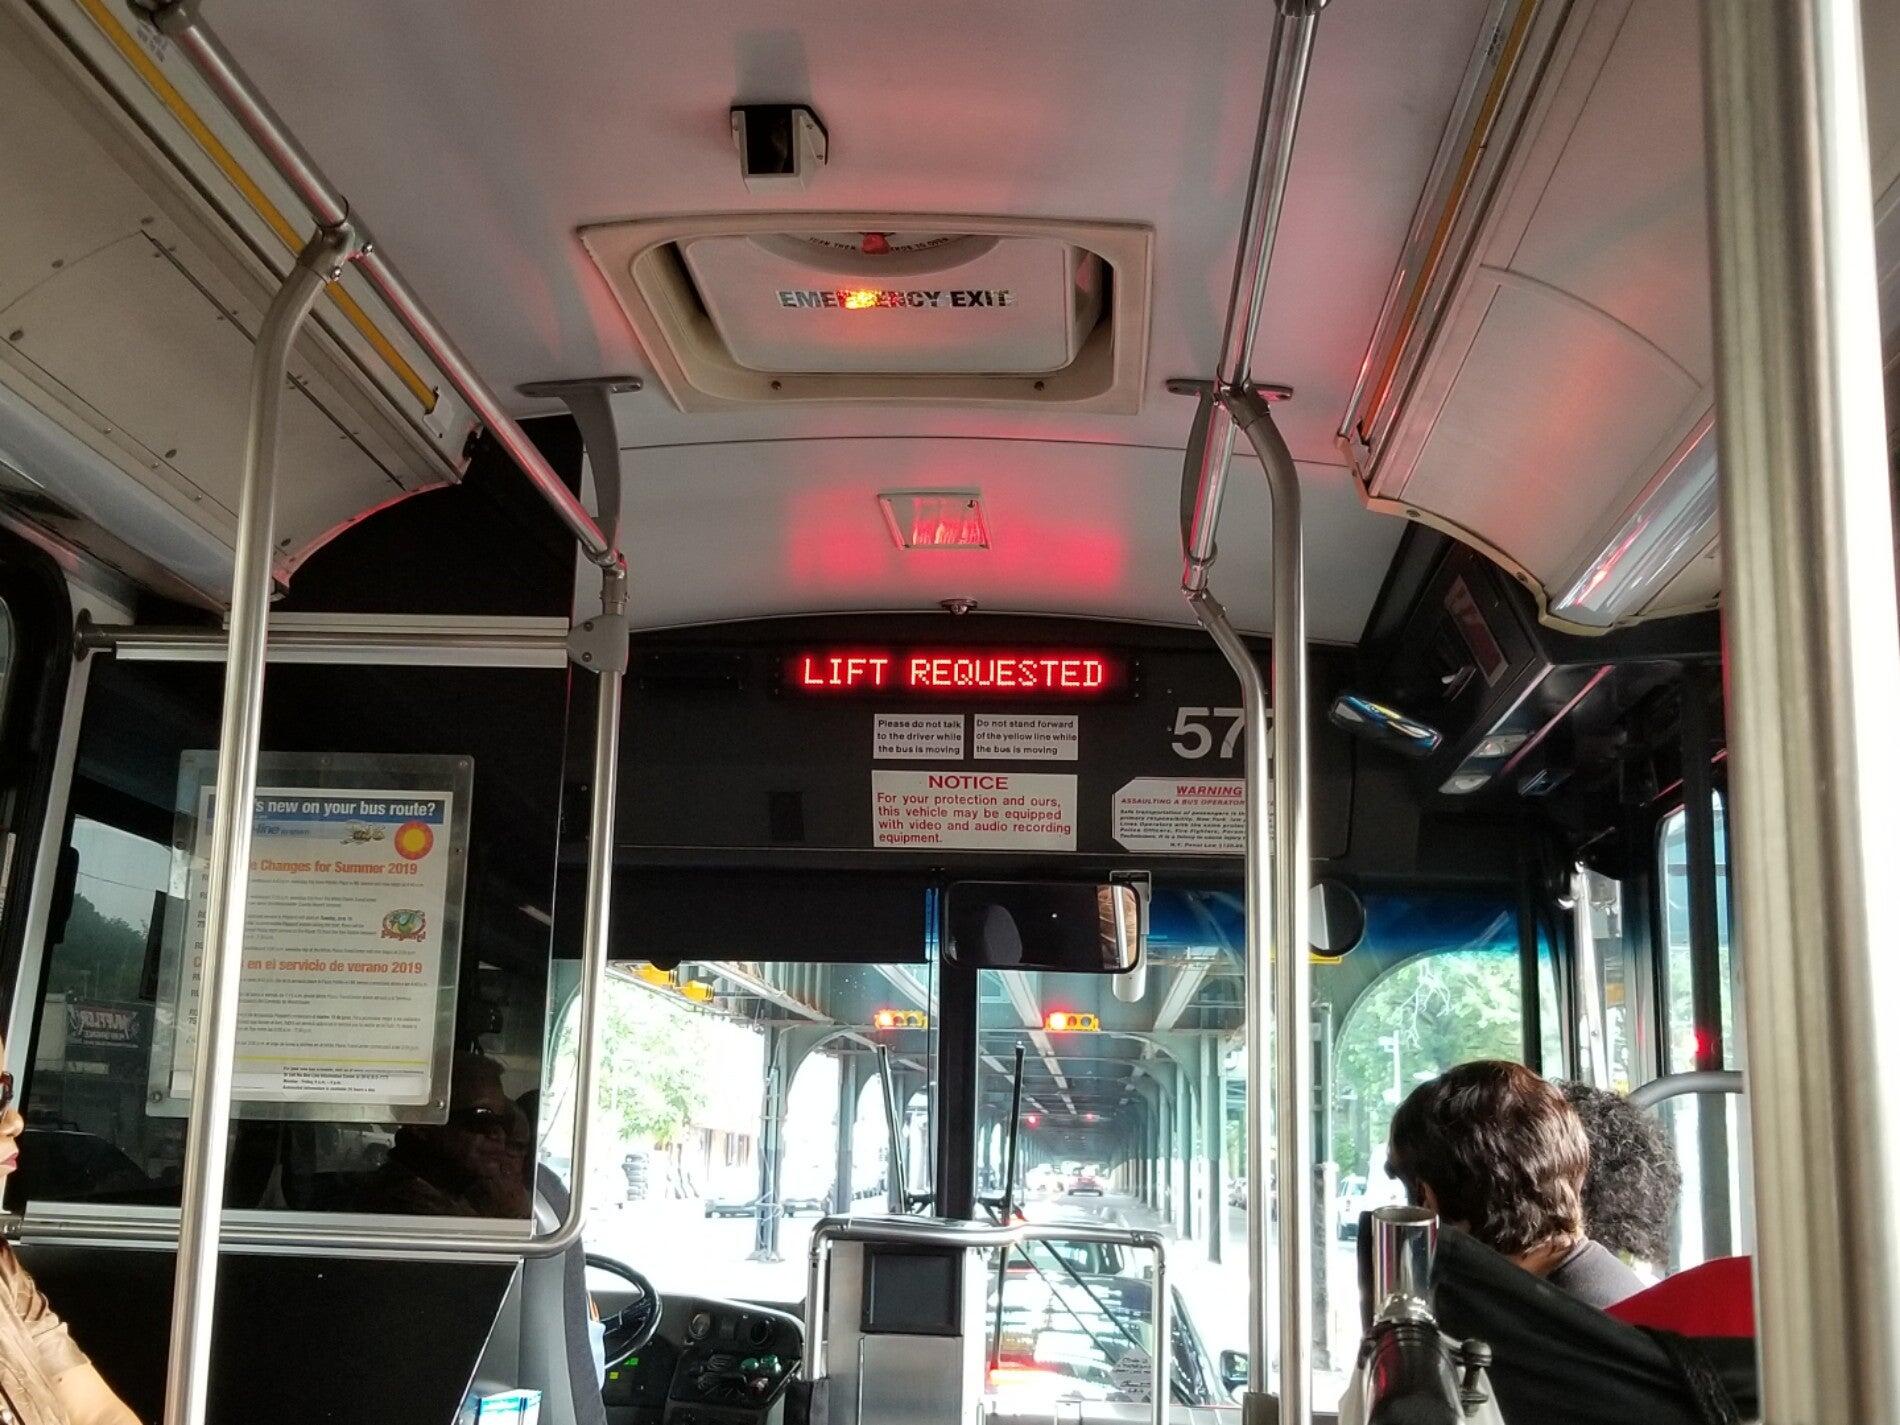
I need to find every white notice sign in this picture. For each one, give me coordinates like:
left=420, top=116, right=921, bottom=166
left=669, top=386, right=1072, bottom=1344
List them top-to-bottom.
left=874, top=714, right=965, bottom=761
left=973, top=714, right=1078, bottom=761
left=153, top=756, right=469, bottom=1121
left=873, top=770, right=1077, bottom=850
left=1111, top=777, right=1246, bottom=854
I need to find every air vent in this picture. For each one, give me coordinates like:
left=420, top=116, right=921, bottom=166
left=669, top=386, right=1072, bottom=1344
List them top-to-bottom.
left=581, top=214, right=1150, bottom=412
left=878, top=490, right=988, bottom=550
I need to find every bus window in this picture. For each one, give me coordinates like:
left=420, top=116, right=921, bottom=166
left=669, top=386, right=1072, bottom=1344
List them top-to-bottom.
left=20, top=654, right=569, bottom=1219
left=1656, top=797, right=1747, bottom=1269
left=1659, top=799, right=1735, bottom=1072
left=972, top=881, right=1240, bottom=1412
left=970, top=885, right=1533, bottom=1413
left=1321, top=891, right=1524, bottom=1387
left=1537, top=923, right=1566, bottom=1077
left=561, top=955, right=938, bottom=1305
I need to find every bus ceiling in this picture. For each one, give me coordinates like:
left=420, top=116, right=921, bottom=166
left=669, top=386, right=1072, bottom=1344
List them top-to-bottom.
left=3, top=0, right=1893, bottom=634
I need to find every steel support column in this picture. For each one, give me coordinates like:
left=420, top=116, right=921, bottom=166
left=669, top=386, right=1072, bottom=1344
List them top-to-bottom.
left=751, top=1028, right=787, bottom=1262
left=1204, top=1036, right=1226, bottom=1264
left=834, top=1053, right=860, bottom=1216
left=1176, top=1066, right=1196, bottom=1240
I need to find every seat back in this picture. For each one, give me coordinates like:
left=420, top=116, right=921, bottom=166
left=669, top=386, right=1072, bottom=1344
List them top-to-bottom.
left=517, top=1171, right=608, bottom=1425
left=1432, top=1228, right=1757, bottom=1425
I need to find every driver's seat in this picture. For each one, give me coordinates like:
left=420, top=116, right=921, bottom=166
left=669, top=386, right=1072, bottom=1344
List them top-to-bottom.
left=520, top=1170, right=609, bottom=1425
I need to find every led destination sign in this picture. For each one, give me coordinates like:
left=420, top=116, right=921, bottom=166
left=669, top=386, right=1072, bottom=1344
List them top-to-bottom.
left=785, top=648, right=1130, bottom=700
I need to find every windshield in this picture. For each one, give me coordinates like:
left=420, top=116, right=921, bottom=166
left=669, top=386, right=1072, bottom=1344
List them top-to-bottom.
left=970, top=882, right=1529, bottom=1411
left=555, top=955, right=937, bottom=1302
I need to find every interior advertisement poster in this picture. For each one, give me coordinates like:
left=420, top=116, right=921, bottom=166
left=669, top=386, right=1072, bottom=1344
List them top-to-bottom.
left=148, top=752, right=472, bottom=1123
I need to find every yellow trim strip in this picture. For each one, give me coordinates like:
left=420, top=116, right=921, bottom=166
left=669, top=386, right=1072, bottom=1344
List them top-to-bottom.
left=73, top=0, right=439, bottom=414
left=1359, top=0, right=1541, bottom=440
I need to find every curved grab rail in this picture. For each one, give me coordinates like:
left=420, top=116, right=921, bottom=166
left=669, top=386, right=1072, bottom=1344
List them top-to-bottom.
left=1628, top=1070, right=1746, bottom=1112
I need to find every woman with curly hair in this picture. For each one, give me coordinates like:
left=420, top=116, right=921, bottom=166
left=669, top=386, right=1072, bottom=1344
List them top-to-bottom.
left=1558, top=1080, right=1682, bottom=1271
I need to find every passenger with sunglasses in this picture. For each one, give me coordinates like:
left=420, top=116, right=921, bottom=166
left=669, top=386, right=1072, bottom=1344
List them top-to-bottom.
left=359, top=1053, right=534, bottom=1219
left=0, top=1061, right=139, bottom=1424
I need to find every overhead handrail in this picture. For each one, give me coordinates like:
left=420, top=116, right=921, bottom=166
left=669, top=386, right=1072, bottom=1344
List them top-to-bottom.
left=134, top=0, right=622, bottom=573
left=1180, top=2, right=1323, bottom=598
left=1174, top=4, right=1325, bottom=1422
left=52, top=10, right=637, bottom=1413
left=74, top=614, right=572, bottom=668
left=1628, top=1071, right=1745, bottom=1113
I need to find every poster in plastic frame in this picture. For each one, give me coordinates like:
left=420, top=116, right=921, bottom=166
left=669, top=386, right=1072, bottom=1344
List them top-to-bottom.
left=146, top=751, right=473, bottom=1124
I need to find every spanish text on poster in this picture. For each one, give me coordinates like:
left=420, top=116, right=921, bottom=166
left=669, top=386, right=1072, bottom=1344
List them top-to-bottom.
left=874, top=714, right=966, bottom=761
left=973, top=714, right=1078, bottom=761
left=150, top=753, right=470, bottom=1122
left=873, top=770, right=1077, bottom=850
left=1111, top=777, right=1247, bottom=854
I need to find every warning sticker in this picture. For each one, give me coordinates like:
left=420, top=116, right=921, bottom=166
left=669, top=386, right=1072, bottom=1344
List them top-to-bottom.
left=874, top=714, right=965, bottom=761
left=973, top=714, right=1078, bottom=762
left=873, top=770, right=1076, bottom=850
left=1111, top=777, right=1246, bottom=854
left=1109, top=1347, right=1154, bottom=1402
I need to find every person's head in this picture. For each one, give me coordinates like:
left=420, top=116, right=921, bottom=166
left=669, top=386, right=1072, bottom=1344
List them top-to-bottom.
left=397, top=1053, right=528, bottom=1180
left=1385, top=1060, right=1589, bottom=1258
left=1558, top=1081, right=1681, bottom=1264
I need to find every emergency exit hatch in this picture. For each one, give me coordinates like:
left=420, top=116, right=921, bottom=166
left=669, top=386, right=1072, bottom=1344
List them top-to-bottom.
left=581, top=214, right=1151, bottom=412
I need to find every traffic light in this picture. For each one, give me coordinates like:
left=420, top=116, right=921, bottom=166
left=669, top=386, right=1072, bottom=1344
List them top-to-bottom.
left=872, top=1008, right=930, bottom=1030
left=1043, top=1011, right=1099, bottom=1032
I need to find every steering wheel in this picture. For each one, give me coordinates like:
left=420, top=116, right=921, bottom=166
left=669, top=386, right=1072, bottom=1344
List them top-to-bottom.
left=585, top=1254, right=663, bottom=1369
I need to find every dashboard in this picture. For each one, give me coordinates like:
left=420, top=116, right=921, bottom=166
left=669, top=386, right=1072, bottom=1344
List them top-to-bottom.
left=601, top=1294, right=803, bottom=1425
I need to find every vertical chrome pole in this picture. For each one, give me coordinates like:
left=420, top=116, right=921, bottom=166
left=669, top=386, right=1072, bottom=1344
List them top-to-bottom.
left=1701, top=1, right=1900, bottom=1419
left=1181, top=6, right=1325, bottom=597
left=163, top=223, right=356, bottom=1425
left=1229, top=390, right=1312, bottom=1425
left=561, top=568, right=627, bottom=1264
left=1187, top=589, right=1277, bottom=1411
left=1150, top=1241, right=1172, bottom=1425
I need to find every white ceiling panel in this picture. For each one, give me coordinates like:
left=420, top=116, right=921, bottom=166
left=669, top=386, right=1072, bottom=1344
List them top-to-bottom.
left=166, top=0, right=1489, bottom=632
left=201, top=0, right=1491, bottom=468
left=618, top=439, right=1399, bottom=642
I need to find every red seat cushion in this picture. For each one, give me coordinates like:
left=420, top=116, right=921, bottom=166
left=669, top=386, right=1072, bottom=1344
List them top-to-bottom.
left=1607, top=1256, right=1754, bottom=1338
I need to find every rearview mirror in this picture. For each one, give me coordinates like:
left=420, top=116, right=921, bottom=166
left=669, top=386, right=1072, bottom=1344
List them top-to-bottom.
left=1328, top=692, right=1442, bottom=759
left=1310, top=878, right=1367, bottom=959
left=945, top=881, right=1142, bottom=974
left=1218, top=1348, right=1249, bottom=1396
